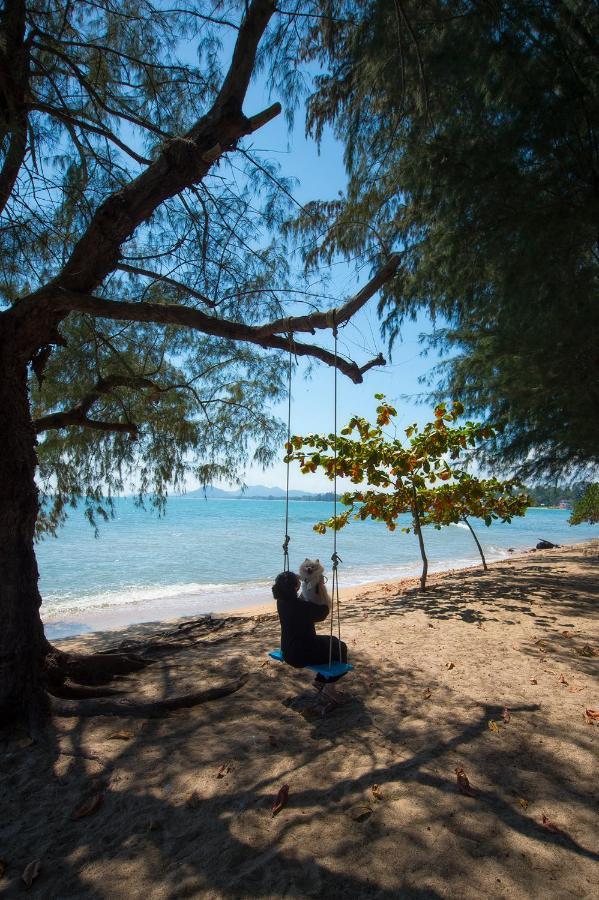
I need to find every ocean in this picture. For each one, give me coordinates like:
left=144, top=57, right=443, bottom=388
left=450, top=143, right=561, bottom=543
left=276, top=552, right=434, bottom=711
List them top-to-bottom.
left=38, top=498, right=598, bottom=638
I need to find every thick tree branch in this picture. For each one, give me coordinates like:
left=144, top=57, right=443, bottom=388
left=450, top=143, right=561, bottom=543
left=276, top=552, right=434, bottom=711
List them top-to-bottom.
left=0, top=0, right=30, bottom=215
left=12, top=0, right=280, bottom=357
left=42, top=259, right=397, bottom=382
left=33, top=374, right=156, bottom=435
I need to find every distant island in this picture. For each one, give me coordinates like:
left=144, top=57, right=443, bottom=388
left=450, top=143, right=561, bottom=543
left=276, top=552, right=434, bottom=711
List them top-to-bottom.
left=182, top=484, right=335, bottom=501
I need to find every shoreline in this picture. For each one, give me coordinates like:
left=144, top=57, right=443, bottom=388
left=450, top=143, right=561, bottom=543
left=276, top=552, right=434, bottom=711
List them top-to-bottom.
left=52, top=539, right=597, bottom=648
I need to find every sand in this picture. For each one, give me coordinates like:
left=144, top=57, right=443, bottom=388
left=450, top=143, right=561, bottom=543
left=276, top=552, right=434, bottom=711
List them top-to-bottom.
left=1, top=542, right=598, bottom=898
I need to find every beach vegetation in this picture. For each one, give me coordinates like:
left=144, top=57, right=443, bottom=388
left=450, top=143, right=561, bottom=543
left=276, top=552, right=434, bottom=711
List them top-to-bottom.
left=289, top=0, right=599, bottom=480
left=286, top=397, right=530, bottom=589
left=569, top=484, right=599, bottom=526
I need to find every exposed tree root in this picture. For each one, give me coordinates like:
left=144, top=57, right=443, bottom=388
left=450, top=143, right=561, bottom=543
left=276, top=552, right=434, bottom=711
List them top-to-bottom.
left=45, top=646, right=154, bottom=687
left=51, top=673, right=250, bottom=718
left=49, top=680, right=128, bottom=700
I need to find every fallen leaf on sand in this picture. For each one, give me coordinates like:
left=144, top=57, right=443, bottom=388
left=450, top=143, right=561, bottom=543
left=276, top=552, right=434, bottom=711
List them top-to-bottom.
left=428, top=623, right=434, bottom=628
left=562, top=631, right=573, bottom=638
left=576, top=644, right=595, bottom=658
left=446, top=662, right=455, bottom=670
left=559, top=674, right=568, bottom=685
left=530, top=678, right=538, bottom=685
left=568, top=686, right=583, bottom=693
left=423, top=688, right=432, bottom=700
left=502, top=707, right=511, bottom=723
left=585, top=708, right=599, bottom=720
left=488, top=720, right=499, bottom=733
left=108, top=730, right=133, bottom=741
left=216, top=764, right=231, bottom=779
left=455, top=767, right=476, bottom=797
left=271, top=784, right=289, bottom=817
left=371, top=784, right=384, bottom=801
left=71, top=793, right=103, bottom=820
left=517, top=797, right=529, bottom=811
left=349, top=804, right=373, bottom=822
left=541, top=813, right=567, bottom=836
left=0, top=859, right=6, bottom=877
left=21, top=859, right=40, bottom=888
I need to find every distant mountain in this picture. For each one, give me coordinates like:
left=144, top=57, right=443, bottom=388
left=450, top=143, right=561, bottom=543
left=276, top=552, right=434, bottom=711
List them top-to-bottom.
left=184, top=484, right=314, bottom=499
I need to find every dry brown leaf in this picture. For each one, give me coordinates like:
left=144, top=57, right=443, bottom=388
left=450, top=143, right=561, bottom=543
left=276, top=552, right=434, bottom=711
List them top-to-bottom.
left=561, top=631, right=573, bottom=638
left=576, top=644, right=595, bottom=658
left=446, top=662, right=455, bottom=670
left=559, top=674, right=568, bottom=685
left=530, top=677, right=538, bottom=685
left=568, top=686, right=584, bottom=693
left=423, top=688, right=432, bottom=700
left=502, top=707, right=511, bottom=723
left=585, top=708, right=599, bottom=720
left=488, top=719, right=499, bottom=733
left=108, top=730, right=134, bottom=741
left=216, top=764, right=231, bottom=779
left=455, top=767, right=476, bottom=797
left=271, top=784, right=289, bottom=818
left=371, top=784, right=384, bottom=801
left=71, top=793, right=103, bottom=820
left=517, top=797, right=529, bottom=811
left=349, top=804, right=373, bottom=822
left=541, top=813, right=567, bottom=836
left=0, top=859, right=7, bottom=878
left=21, top=859, right=40, bottom=888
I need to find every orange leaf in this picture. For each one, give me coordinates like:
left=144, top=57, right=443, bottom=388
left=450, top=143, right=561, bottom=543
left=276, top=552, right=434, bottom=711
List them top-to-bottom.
left=585, top=708, right=599, bottom=720
left=488, top=719, right=499, bottom=733
left=108, top=730, right=134, bottom=741
left=455, top=767, right=476, bottom=797
left=272, top=783, right=289, bottom=817
left=371, top=784, right=384, bottom=801
left=71, top=793, right=103, bottom=820
left=21, top=859, right=40, bottom=888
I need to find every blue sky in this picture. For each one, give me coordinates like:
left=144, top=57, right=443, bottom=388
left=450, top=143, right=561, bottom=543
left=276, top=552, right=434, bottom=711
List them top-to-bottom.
left=192, top=74, right=446, bottom=492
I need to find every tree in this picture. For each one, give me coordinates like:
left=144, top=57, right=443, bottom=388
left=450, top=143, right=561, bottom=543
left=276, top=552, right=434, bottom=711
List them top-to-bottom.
left=0, top=0, right=400, bottom=727
left=291, top=0, right=599, bottom=478
left=286, top=397, right=529, bottom=589
left=569, top=484, right=599, bottom=525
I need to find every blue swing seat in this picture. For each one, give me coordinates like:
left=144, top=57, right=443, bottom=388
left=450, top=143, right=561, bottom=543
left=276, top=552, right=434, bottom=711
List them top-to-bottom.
left=268, top=648, right=353, bottom=679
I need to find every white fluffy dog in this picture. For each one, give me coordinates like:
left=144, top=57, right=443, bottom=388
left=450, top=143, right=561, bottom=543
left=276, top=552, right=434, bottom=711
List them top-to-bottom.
left=298, top=558, right=331, bottom=608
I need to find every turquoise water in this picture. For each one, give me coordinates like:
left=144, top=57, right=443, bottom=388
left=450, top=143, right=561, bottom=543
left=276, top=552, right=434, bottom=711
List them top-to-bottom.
left=37, top=498, right=597, bottom=637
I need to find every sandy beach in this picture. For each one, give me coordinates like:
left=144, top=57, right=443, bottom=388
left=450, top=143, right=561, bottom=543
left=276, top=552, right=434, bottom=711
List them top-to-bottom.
left=2, top=541, right=598, bottom=898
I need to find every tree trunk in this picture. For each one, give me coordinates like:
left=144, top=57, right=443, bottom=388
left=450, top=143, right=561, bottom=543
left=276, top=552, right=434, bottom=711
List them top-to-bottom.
left=0, top=321, right=48, bottom=729
left=411, top=490, right=428, bottom=591
left=463, top=516, right=488, bottom=570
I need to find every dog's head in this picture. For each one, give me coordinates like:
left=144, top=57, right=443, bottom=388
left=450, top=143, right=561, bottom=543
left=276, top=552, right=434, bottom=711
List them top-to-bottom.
left=299, top=558, right=324, bottom=580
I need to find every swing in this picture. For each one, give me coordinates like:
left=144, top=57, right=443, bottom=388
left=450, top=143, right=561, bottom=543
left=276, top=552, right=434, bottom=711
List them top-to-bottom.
left=268, top=322, right=353, bottom=681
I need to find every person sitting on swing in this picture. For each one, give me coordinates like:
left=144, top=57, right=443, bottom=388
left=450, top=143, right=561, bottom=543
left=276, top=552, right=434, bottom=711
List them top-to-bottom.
left=272, top=570, right=348, bottom=701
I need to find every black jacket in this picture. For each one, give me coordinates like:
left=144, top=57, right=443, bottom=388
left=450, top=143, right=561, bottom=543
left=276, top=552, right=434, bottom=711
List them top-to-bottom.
left=277, top=592, right=329, bottom=667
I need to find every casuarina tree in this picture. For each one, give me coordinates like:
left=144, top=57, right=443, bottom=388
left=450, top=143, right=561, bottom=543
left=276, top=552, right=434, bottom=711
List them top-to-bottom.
left=0, top=0, right=400, bottom=729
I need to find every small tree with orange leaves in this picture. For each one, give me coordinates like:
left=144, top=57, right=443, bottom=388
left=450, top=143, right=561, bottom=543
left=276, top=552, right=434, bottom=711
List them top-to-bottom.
left=286, top=397, right=529, bottom=590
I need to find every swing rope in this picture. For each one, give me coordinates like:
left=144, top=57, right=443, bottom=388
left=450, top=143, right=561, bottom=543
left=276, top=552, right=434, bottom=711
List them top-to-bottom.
left=329, top=319, right=342, bottom=667
left=282, top=333, right=293, bottom=571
